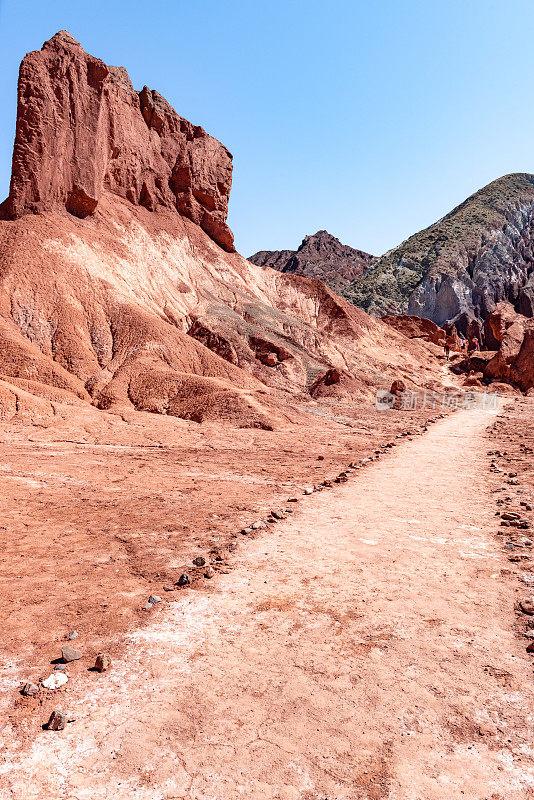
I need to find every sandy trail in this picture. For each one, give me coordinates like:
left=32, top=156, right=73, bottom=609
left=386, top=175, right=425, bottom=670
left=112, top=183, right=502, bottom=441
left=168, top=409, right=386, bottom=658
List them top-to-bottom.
left=4, top=408, right=534, bottom=799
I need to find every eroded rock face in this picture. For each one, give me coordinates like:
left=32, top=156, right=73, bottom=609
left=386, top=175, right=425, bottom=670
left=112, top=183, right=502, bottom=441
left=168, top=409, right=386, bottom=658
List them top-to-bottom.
left=0, top=31, right=234, bottom=251
left=250, top=230, right=375, bottom=294
left=454, top=302, right=534, bottom=392
left=484, top=303, right=534, bottom=391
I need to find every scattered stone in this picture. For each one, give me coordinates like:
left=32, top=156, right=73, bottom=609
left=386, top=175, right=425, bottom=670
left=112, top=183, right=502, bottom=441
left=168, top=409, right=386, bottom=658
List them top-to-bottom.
left=303, top=488, right=313, bottom=495
left=287, top=497, right=299, bottom=502
left=270, top=510, right=285, bottom=520
left=502, top=511, right=520, bottom=521
left=251, top=521, right=266, bottom=529
left=241, top=527, right=253, bottom=535
left=192, top=556, right=206, bottom=567
left=204, top=566, right=215, bottom=579
left=176, top=573, right=191, bottom=587
left=148, top=595, right=162, bottom=604
left=519, top=598, right=534, bottom=615
left=142, top=602, right=153, bottom=610
left=524, top=629, right=534, bottom=639
left=66, top=631, right=78, bottom=640
left=527, top=642, right=534, bottom=653
left=61, top=646, right=82, bottom=663
left=94, top=653, right=111, bottom=672
left=54, top=663, right=68, bottom=671
left=42, top=673, right=68, bottom=690
left=21, top=682, right=39, bottom=696
left=46, top=710, right=67, bottom=731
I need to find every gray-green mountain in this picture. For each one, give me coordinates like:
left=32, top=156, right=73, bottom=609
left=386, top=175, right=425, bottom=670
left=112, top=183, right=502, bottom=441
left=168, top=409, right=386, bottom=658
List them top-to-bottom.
left=343, top=173, right=534, bottom=325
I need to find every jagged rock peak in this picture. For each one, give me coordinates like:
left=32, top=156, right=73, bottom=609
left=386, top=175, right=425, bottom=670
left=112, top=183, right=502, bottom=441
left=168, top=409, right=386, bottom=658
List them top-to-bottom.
left=0, top=31, right=235, bottom=251
left=249, top=230, right=376, bottom=293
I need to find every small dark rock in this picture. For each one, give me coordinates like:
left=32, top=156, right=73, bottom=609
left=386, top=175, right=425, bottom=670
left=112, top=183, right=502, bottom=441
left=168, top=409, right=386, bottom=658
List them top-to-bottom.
left=193, top=556, right=206, bottom=567
left=204, top=566, right=215, bottom=579
left=176, top=573, right=191, bottom=587
left=94, top=652, right=111, bottom=672
left=21, top=682, right=39, bottom=697
left=46, top=710, right=67, bottom=731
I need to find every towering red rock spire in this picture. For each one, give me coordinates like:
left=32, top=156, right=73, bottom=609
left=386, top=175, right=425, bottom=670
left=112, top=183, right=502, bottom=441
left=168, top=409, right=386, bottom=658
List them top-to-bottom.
left=0, top=30, right=235, bottom=251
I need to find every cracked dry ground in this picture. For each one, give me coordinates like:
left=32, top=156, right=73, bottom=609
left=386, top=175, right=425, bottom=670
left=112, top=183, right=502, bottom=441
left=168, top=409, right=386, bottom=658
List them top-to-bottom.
left=3, top=403, right=534, bottom=799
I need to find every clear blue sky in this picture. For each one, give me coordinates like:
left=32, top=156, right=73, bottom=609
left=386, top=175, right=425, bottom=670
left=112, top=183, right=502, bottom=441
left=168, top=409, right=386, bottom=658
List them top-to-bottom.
left=1, top=0, right=533, bottom=257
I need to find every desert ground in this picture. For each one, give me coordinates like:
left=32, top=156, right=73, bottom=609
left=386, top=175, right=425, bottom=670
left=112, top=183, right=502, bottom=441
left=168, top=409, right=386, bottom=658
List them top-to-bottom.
left=0, top=394, right=533, bottom=799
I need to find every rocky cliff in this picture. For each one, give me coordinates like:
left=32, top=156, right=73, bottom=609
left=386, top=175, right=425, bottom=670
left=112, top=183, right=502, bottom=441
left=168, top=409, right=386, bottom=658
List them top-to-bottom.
left=0, top=31, right=234, bottom=251
left=0, top=33, right=445, bottom=427
left=343, top=174, right=534, bottom=329
left=249, top=230, right=376, bottom=293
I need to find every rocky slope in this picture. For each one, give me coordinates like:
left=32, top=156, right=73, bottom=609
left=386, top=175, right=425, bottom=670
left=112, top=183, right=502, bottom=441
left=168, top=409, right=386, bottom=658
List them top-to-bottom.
left=0, top=33, right=445, bottom=428
left=343, top=174, right=534, bottom=329
left=249, top=230, right=376, bottom=293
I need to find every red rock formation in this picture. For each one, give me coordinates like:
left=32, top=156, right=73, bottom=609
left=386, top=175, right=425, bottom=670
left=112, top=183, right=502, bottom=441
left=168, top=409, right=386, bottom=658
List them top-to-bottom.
left=0, top=31, right=234, bottom=252
left=0, top=33, right=450, bottom=426
left=451, top=303, right=534, bottom=392
left=484, top=303, right=534, bottom=391
left=381, top=315, right=447, bottom=347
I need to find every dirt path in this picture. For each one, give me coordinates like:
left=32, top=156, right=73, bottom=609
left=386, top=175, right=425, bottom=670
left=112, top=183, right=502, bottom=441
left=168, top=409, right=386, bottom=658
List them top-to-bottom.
left=4, top=408, right=534, bottom=799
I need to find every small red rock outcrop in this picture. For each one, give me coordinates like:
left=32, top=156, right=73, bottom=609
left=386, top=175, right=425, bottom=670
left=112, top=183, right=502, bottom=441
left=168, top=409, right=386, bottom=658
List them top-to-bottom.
left=0, top=31, right=234, bottom=252
left=452, top=302, right=534, bottom=392
left=484, top=303, right=534, bottom=391
left=382, top=315, right=447, bottom=346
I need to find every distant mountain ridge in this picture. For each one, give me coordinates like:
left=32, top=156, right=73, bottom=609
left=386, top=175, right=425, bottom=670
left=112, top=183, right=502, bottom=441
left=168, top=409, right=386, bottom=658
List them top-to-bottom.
left=343, top=174, right=534, bottom=328
left=249, top=230, right=376, bottom=293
